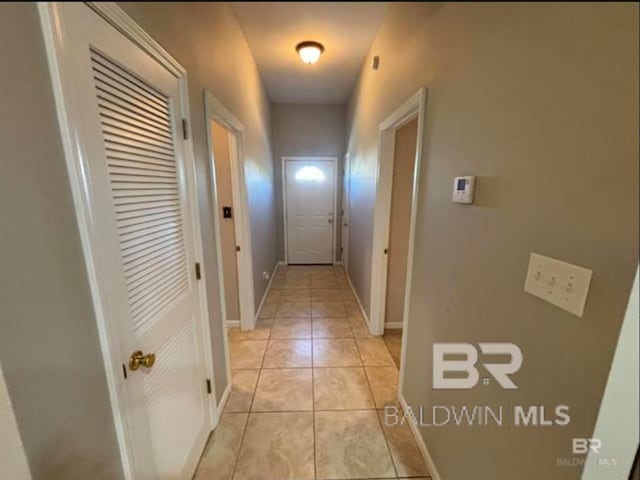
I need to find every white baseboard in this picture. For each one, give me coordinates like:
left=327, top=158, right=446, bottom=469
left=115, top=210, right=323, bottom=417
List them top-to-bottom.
left=277, top=260, right=287, bottom=266
left=254, top=262, right=280, bottom=325
left=345, top=272, right=371, bottom=328
left=226, top=320, right=240, bottom=328
left=384, top=322, right=403, bottom=329
left=215, top=383, right=231, bottom=425
left=398, top=393, right=442, bottom=480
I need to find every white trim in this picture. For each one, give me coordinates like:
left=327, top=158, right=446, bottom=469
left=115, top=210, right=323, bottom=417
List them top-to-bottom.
left=39, top=3, right=217, bottom=478
left=368, top=89, right=428, bottom=400
left=204, top=91, right=256, bottom=332
left=282, top=157, right=338, bottom=265
left=254, top=262, right=280, bottom=322
left=582, top=267, right=639, bottom=479
left=345, top=270, right=371, bottom=328
left=226, top=320, right=240, bottom=328
left=384, top=322, right=403, bottom=329
left=214, top=384, right=232, bottom=427
left=398, top=393, right=442, bottom=480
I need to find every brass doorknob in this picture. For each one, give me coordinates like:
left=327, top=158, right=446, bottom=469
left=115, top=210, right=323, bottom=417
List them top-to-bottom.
left=129, top=350, right=156, bottom=371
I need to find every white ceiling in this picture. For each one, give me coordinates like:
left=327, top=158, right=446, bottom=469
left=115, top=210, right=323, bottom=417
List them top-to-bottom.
left=232, top=2, right=388, bottom=104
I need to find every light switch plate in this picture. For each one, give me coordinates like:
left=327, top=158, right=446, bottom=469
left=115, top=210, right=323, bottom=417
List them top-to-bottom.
left=524, top=253, right=593, bottom=317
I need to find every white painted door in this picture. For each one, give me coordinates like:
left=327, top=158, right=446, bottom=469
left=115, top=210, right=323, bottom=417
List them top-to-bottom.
left=59, top=4, right=211, bottom=478
left=341, top=154, right=350, bottom=269
left=285, top=159, right=336, bottom=264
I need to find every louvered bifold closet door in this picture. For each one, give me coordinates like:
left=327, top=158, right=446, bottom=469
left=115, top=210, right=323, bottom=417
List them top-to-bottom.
left=91, top=49, right=190, bottom=334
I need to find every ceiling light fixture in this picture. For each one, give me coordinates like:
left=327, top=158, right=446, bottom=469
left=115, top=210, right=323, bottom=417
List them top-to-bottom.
left=296, top=41, right=324, bottom=65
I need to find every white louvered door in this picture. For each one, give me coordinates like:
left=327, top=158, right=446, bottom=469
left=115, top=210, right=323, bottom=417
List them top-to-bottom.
left=58, top=4, right=211, bottom=479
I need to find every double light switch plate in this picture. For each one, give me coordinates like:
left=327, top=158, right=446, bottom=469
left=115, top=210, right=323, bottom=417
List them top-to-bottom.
left=524, top=253, right=593, bottom=317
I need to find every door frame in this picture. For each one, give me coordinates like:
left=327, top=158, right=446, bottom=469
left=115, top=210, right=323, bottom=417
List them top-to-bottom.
left=39, top=3, right=218, bottom=478
left=369, top=89, right=428, bottom=383
left=204, top=91, right=256, bottom=332
left=341, top=153, right=351, bottom=269
left=282, top=156, right=338, bottom=265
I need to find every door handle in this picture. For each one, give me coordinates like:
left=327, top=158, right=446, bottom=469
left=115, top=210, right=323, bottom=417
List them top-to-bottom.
left=129, top=350, right=156, bottom=371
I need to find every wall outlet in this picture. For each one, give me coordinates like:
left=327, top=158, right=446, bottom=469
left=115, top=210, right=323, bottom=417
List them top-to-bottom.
left=524, top=253, right=593, bottom=317
left=262, top=271, right=270, bottom=281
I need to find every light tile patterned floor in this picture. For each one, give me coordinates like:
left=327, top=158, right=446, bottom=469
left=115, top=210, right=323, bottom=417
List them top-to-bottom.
left=195, top=265, right=430, bottom=480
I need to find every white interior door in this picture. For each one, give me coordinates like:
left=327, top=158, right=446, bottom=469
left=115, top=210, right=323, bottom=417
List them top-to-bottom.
left=58, top=4, right=211, bottom=478
left=285, top=159, right=336, bottom=264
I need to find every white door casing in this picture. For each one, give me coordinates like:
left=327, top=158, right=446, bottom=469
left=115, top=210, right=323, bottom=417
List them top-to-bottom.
left=40, top=3, right=215, bottom=479
left=369, top=88, right=427, bottom=396
left=204, top=91, right=256, bottom=332
left=283, top=157, right=337, bottom=264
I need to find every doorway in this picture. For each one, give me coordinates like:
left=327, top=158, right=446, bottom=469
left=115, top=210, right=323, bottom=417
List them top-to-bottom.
left=41, top=3, right=217, bottom=478
left=369, top=89, right=427, bottom=395
left=204, top=92, right=256, bottom=332
left=383, top=118, right=418, bottom=367
left=209, top=120, right=241, bottom=326
left=341, top=153, right=351, bottom=269
left=282, top=157, right=338, bottom=265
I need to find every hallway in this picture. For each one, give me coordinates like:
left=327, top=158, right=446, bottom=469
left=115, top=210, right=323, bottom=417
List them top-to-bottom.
left=2, top=2, right=638, bottom=480
left=195, top=265, right=428, bottom=479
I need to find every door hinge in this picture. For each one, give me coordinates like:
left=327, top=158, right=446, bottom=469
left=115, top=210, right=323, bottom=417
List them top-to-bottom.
left=182, top=118, right=189, bottom=140
left=236, top=245, right=241, bottom=252
left=384, top=248, right=389, bottom=255
left=195, top=262, right=201, bottom=280
left=206, top=378, right=212, bottom=394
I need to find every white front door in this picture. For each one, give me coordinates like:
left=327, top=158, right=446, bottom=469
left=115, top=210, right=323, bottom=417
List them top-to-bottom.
left=56, top=4, right=211, bottom=478
left=285, top=159, right=336, bottom=264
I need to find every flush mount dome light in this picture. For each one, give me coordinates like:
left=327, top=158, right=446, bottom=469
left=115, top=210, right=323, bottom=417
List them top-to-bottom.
left=296, top=41, right=324, bottom=65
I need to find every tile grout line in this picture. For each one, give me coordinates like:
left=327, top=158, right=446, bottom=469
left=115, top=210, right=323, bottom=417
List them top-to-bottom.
left=228, top=266, right=407, bottom=480
left=229, top=271, right=275, bottom=480
left=350, top=273, right=400, bottom=479
left=311, top=292, right=318, bottom=480
left=363, top=359, right=400, bottom=479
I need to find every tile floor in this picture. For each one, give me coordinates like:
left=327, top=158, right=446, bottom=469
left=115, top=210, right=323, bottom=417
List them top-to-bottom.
left=195, top=265, right=430, bottom=480
left=382, top=330, right=403, bottom=369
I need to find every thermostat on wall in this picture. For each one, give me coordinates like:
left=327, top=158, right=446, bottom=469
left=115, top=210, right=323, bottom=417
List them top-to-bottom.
left=452, top=176, right=476, bottom=204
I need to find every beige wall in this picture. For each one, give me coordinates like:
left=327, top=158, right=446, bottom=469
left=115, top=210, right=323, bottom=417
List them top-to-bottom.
left=118, top=1, right=277, bottom=398
left=0, top=2, right=276, bottom=478
left=347, top=3, right=638, bottom=479
left=0, top=4, right=124, bottom=478
left=271, top=103, right=346, bottom=261
left=385, top=118, right=418, bottom=328
left=210, top=120, right=241, bottom=321
left=0, top=364, right=32, bottom=480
